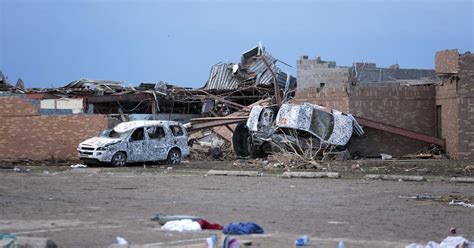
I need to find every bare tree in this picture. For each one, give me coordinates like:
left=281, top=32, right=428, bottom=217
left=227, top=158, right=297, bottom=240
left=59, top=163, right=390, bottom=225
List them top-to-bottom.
left=267, top=129, right=339, bottom=169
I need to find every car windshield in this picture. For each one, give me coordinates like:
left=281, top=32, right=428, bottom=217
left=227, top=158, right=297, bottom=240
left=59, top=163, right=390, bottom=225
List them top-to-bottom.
left=99, top=129, right=130, bottom=139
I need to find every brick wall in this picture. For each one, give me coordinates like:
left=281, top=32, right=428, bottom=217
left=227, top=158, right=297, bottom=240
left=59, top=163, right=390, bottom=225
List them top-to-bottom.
left=435, top=49, right=459, bottom=74
left=294, top=50, right=473, bottom=159
left=456, top=53, right=474, bottom=160
left=297, top=57, right=350, bottom=90
left=435, top=79, right=459, bottom=158
left=294, top=85, right=436, bottom=157
left=349, top=85, right=436, bottom=136
left=293, top=87, right=349, bottom=112
left=0, top=95, right=39, bottom=116
left=0, top=96, right=109, bottom=161
left=348, top=128, right=430, bottom=158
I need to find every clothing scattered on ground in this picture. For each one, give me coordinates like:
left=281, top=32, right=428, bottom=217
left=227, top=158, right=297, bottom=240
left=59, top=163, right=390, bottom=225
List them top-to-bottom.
left=151, top=214, right=202, bottom=225
left=160, top=219, right=202, bottom=232
left=199, top=219, right=223, bottom=230
left=222, top=222, right=264, bottom=235
left=206, top=233, right=241, bottom=248
left=406, top=236, right=473, bottom=248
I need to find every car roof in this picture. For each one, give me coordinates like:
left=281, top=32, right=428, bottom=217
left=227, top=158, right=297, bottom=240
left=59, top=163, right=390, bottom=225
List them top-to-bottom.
left=113, top=120, right=181, bottom=133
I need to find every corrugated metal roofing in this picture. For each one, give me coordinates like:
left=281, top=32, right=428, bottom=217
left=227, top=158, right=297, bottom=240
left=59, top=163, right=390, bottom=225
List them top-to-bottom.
left=203, top=44, right=297, bottom=91
left=204, top=63, right=239, bottom=90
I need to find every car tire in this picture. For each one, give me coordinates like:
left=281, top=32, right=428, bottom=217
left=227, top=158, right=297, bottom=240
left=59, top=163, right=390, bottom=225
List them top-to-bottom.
left=233, top=122, right=251, bottom=157
left=167, top=148, right=181, bottom=165
left=111, top=152, right=127, bottom=167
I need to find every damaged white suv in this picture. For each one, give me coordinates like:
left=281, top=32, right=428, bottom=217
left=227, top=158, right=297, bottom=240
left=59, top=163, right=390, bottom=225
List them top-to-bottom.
left=78, top=120, right=190, bottom=166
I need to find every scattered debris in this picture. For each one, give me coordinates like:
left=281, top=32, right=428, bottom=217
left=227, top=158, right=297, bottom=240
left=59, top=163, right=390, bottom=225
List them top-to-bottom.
left=233, top=102, right=364, bottom=167
left=188, top=130, right=233, bottom=160
left=403, top=145, right=447, bottom=160
left=380, top=153, right=392, bottom=160
left=70, top=164, right=87, bottom=168
left=13, top=167, right=30, bottom=173
left=206, top=170, right=260, bottom=177
left=281, top=171, right=340, bottom=179
left=364, top=174, right=425, bottom=182
left=450, top=177, right=474, bottom=183
left=398, top=195, right=442, bottom=201
left=449, top=200, right=474, bottom=208
left=151, top=214, right=201, bottom=225
left=161, top=219, right=202, bottom=232
left=198, top=219, right=223, bottom=230
left=222, top=222, right=264, bottom=235
left=0, top=233, right=16, bottom=248
left=206, top=233, right=242, bottom=248
left=0, top=234, right=58, bottom=248
left=295, top=235, right=310, bottom=246
left=114, top=236, right=128, bottom=245
left=406, top=236, right=473, bottom=248
left=338, top=241, right=345, bottom=248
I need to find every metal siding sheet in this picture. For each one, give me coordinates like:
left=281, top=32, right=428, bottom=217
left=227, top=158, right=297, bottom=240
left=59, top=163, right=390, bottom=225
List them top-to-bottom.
left=204, top=63, right=239, bottom=90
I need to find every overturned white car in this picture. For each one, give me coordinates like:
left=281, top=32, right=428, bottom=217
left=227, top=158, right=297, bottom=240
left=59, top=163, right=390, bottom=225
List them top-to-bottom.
left=233, top=103, right=364, bottom=158
left=78, top=120, right=190, bottom=166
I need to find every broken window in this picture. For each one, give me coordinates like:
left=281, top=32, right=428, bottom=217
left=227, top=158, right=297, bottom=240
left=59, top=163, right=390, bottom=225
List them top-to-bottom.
left=309, top=109, right=333, bottom=140
left=170, top=125, right=184, bottom=136
left=148, top=126, right=166, bottom=139
left=130, top=127, right=144, bottom=141
left=101, top=129, right=130, bottom=139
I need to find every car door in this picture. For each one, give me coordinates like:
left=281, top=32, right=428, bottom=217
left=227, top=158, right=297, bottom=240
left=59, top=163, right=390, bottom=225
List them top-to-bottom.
left=169, top=124, right=188, bottom=151
left=146, top=126, right=168, bottom=160
left=129, top=127, right=146, bottom=161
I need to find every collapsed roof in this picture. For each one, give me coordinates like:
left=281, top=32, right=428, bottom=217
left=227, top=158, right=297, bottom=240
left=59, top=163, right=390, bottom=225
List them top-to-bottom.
left=204, top=44, right=297, bottom=91
left=63, top=79, right=124, bottom=93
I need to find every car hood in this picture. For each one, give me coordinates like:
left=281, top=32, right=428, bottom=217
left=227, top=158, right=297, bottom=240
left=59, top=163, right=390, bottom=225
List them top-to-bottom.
left=80, top=137, right=121, bottom=148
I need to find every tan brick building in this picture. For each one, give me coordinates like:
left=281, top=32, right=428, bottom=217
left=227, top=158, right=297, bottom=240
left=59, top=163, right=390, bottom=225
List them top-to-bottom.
left=295, top=50, right=474, bottom=160
left=0, top=95, right=109, bottom=161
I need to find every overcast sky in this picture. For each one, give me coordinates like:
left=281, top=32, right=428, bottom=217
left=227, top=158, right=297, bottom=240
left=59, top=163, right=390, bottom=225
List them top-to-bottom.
left=0, top=0, right=472, bottom=88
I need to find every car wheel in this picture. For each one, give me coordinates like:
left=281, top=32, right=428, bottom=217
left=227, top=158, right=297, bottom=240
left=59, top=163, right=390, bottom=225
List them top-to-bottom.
left=232, top=122, right=251, bottom=157
left=167, top=148, right=181, bottom=165
left=111, top=152, right=127, bottom=167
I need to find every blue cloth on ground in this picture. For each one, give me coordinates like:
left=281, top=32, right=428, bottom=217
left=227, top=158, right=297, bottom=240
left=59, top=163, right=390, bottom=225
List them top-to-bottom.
left=222, top=222, right=264, bottom=235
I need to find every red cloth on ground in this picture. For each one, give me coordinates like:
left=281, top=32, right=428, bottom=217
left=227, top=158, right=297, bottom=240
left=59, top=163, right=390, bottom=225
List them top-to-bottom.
left=198, top=219, right=223, bottom=230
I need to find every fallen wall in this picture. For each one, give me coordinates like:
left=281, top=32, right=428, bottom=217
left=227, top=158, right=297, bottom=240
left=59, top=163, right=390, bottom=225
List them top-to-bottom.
left=0, top=95, right=109, bottom=161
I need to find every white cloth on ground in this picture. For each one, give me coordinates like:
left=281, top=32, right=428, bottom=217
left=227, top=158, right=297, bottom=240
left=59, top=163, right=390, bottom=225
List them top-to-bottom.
left=161, top=219, right=202, bottom=232
left=406, top=236, right=473, bottom=248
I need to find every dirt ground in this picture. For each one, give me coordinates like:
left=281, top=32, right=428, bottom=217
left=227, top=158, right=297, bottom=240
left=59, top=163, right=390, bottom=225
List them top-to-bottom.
left=0, top=161, right=473, bottom=247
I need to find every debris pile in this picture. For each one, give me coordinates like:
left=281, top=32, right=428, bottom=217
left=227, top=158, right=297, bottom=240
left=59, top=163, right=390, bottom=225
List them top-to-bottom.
left=204, top=44, right=296, bottom=92
left=0, top=71, right=13, bottom=91
left=231, top=102, right=364, bottom=167
left=403, top=144, right=447, bottom=159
